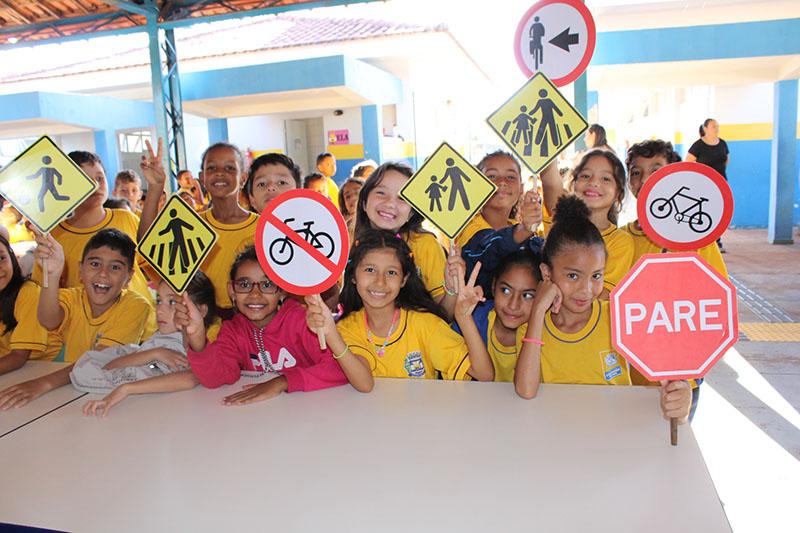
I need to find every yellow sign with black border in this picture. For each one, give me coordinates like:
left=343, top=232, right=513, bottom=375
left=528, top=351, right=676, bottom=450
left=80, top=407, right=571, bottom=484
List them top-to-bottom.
left=0, top=135, right=98, bottom=234
left=138, top=194, right=218, bottom=294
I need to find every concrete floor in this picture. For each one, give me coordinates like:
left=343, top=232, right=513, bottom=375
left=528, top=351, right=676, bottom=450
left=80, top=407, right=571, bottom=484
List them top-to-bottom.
left=691, top=228, right=800, bottom=533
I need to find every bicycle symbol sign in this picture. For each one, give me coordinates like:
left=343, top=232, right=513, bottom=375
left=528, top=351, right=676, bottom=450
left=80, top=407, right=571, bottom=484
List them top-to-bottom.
left=638, top=162, right=734, bottom=251
left=255, top=189, right=349, bottom=295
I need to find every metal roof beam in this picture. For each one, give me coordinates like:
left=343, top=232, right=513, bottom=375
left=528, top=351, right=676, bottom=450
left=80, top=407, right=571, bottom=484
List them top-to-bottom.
left=104, top=1, right=156, bottom=17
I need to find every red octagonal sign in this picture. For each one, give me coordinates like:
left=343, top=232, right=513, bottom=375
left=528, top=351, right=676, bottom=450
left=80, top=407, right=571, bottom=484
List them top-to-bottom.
left=610, top=252, right=738, bottom=381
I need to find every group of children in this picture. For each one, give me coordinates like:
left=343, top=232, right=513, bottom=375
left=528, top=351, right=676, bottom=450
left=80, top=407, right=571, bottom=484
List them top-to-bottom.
left=0, top=135, right=724, bottom=424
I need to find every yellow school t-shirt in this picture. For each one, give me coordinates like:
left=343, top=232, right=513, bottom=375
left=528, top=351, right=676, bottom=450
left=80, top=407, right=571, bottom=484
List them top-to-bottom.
left=327, top=177, right=340, bottom=208
left=199, top=210, right=258, bottom=309
left=622, top=222, right=728, bottom=278
left=600, top=224, right=634, bottom=293
left=404, top=231, right=446, bottom=300
left=0, top=282, right=60, bottom=360
left=50, top=287, right=151, bottom=363
left=541, top=299, right=631, bottom=386
left=337, top=308, right=471, bottom=380
left=486, top=308, right=525, bottom=383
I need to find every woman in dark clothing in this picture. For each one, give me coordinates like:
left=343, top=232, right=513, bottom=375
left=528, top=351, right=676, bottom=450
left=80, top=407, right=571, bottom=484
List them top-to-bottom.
left=687, top=118, right=730, bottom=252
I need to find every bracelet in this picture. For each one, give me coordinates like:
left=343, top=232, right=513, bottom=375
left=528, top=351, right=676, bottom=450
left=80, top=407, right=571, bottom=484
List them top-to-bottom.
left=443, top=280, right=457, bottom=297
left=521, top=337, right=544, bottom=346
left=333, top=345, right=350, bottom=360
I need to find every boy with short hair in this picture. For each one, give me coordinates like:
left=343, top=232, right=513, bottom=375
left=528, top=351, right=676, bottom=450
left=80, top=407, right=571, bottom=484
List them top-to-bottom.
left=31, top=151, right=155, bottom=335
left=316, top=152, right=339, bottom=207
left=112, top=169, right=143, bottom=214
left=0, top=229, right=152, bottom=409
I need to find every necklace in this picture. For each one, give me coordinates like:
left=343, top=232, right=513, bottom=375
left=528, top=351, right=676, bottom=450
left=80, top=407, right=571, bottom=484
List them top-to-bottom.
left=365, top=307, right=400, bottom=358
left=252, top=326, right=274, bottom=372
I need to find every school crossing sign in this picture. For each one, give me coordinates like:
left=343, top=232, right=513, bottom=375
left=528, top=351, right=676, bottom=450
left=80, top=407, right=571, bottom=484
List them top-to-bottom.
left=487, top=72, right=588, bottom=174
left=0, top=135, right=98, bottom=234
left=399, top=142, right=497, bottom=239
left=138, top=194, right=218, bottom=294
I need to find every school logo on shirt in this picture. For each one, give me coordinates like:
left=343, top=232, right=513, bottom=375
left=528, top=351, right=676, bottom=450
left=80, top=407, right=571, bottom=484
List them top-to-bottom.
left=600, top=350, right=622, bottom=382
left=404, top=351, right=426, bottom=378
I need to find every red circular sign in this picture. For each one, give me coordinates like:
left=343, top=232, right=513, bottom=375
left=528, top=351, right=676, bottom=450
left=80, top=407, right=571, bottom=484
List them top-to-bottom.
left=513, top=0, right=596, bottom=86
left=637, top=162, right=734, bottom=251
left=255, top=189, right=349, bottom=295
left=610, top=253, right=738, bottom=381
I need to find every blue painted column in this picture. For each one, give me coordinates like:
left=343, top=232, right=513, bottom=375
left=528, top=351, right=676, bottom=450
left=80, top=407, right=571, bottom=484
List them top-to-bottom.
left=574, top=73, right=588, bottom=151
left=768, top=79, right=798, bottom=244
left=361, top=105, right=383, bottom=163
left=208, top=118, right=229, bottom=144
left=93, top=129, right=118, bottom=189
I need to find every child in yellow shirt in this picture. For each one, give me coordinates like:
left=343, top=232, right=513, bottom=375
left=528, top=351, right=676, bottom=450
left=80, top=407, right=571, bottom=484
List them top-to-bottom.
left=138, top=140, right=257, bottom=310
left=540, top=152, right=634, bottom=296
left=513, top=195, right=692, bottom=425
left=0, top=229, right=151, bottom=410
left=306, top=229, right=495, bottom=390
left=0, top=235, right=61, bottom=375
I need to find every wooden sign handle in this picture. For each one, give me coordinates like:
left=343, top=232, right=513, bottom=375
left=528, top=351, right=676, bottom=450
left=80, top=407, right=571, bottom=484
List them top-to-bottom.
left=42, top=232, right=49, bottom=289
left=670, top=417, right=678, bottom=446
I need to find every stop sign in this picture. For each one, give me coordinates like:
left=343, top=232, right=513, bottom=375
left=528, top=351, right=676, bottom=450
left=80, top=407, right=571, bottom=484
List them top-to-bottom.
left=610, top=252, right=738, bottom=381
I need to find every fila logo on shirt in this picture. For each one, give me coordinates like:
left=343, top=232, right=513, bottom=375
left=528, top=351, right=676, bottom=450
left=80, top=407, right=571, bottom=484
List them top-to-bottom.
left=249, top=348, right=297, bottom=373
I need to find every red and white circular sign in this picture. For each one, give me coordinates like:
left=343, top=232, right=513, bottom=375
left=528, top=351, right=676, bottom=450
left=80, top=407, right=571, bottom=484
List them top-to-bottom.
left=514, top=0, right=596, bottom=86
left=637, top=162, right=734, bottom=251
left=255, top=189, right=349, bottom=295
left=611, top=253, right=738, bottom=381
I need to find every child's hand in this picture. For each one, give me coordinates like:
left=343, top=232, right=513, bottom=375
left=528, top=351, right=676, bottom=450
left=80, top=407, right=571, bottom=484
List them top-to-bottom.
left=139, top=138, right=167, bottom=189
left=519, top=189, right=543, bottom=232
left=33, top=232, right=64, bottom=277
left=444, top=243, right=465, bottom=296
left=455, top=261, right=485, bottom=320
left=532, top=279, right=562, bottom=315
left=175, top=293, right=205, bottom=338
left=304, top=294, right=336, bottom=337
left=153, top=349, right=190, bottom=372
left=222, top=376, right=288, bottom=406
left=0, top=379, right=50, bottom=410
left=660, top=380, right=691, bottom=424
left=83, top=385, right=129, bottom=417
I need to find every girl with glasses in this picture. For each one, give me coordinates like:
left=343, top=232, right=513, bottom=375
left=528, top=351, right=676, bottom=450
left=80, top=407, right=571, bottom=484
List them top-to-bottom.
left=178, top=246, right=349, bottom=405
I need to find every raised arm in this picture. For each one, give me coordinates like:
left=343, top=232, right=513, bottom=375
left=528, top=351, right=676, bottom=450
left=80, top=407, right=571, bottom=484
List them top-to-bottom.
left=137, top=138, right=167, bottom=241
left=539, top=161, right=568, bottom=216
left=33, top=233, right=65, bottom=330
left=454, top=262, right=494, bottom=382
left=514, top=279, right=561, bottom=399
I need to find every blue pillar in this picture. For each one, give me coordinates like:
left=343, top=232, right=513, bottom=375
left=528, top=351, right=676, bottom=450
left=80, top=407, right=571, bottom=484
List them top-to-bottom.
left=574, top=73, right=588, bottom=151
left=768, top=79, right=798, bottom=244
left=361, top=105, right=383, bottom=163
left=208, top=118, right=229, bottom=144
left=93, top=129, right=118, bottom=189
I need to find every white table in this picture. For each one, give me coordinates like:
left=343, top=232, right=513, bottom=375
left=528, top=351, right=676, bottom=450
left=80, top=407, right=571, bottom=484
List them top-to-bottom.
left=0, top=361, right=85, bottom=438
left=0, top=371, right=730, bottom=533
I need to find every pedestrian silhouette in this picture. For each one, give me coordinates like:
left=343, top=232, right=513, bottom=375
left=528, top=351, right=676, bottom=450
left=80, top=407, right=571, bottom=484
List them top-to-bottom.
left=529, top=16, right=545, bottom=69
left=530, top=88, right=564, bottom=157
left=511, top=105, right=538, bottom=157
left=25, top=155, right=70, bottom=212
left=439, top=158, right=472, bottom=211
left=424, top=175, right=448, bottom=212
left=158, top=208, right=196, bottom=275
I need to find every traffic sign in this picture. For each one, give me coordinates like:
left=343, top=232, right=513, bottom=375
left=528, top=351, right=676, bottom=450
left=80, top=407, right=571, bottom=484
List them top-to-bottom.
left=514, top=0, right=596, bottom=85
left=487, top=72, right=588, bottom=174
left=0, top=135, right=98, bottom=234
left=399, top=142, right=497, bottom=240
left=637, top=162, right=734, bottom=251
left=255, top=189, right=348, bottom=295
left=138, top=194, right=218, bottom=294
left=610, top=252, right=738, bottom=382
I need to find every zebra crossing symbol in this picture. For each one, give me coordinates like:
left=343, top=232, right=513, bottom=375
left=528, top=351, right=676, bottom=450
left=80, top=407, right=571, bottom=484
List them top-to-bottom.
left=137, top=194, right=218, bottom=294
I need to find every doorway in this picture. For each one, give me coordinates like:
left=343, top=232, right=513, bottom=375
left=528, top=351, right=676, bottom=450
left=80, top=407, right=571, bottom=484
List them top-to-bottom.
left=284, top=117, right=324, bottom=176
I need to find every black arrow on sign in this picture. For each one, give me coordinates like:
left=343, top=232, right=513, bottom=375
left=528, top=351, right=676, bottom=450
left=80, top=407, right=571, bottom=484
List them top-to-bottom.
left=549, top=27, right=580, bottom=52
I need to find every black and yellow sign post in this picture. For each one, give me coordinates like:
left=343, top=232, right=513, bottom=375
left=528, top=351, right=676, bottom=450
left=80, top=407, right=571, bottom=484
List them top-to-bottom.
left=487, top=72, right=588, bottom=173
left=0, top=135, right=99, bottom=287
left=138, top=194, right=218, bottom=294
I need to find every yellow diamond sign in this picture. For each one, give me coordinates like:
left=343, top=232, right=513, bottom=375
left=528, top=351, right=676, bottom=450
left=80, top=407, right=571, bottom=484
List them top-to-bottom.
left=487, top=72, right=588, bottom=173
left=0, top=135, right=98, bottom=234
left=400, top=142, right=496, bottom=239
left=138, top=194, right=218, bottom=294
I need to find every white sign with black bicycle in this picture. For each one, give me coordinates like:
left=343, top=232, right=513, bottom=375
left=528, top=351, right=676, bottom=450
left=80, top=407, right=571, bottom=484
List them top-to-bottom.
left=637, top=162, right=734, bottom=251
left=255, top=189, right=349, bottom=295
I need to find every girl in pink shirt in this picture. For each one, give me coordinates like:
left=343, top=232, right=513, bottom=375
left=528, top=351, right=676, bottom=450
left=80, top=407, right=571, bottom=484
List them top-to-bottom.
left=181, top=246, right=348, bottom=405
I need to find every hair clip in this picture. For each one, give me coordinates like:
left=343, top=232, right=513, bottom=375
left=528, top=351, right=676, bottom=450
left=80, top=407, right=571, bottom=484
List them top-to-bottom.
left=395, top=233, right=402, bottom=239
left=408, top=252, right=414, bottom=259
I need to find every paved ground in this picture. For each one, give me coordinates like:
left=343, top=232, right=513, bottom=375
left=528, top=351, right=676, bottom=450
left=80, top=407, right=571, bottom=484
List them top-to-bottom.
left=691, top=228, right=800, bottom=533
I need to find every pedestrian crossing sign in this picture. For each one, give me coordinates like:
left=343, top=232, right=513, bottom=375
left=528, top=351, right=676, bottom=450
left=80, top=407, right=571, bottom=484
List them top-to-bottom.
left=487, top=72, right=588, bottom=174
left=0, top=135, right=98, bottom=234
left=399, top=142, right=497, bottom=239
left=138, top=194, right=218, bottom=294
